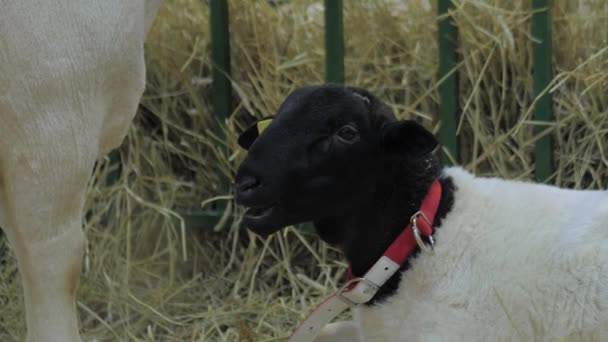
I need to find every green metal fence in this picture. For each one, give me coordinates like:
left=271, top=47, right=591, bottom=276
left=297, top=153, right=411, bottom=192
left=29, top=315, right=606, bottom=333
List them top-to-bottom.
left=167, top=0, right=557, bottom=226
left=208, top=0, right=555, bottom=177
left=437, top=0, right=460, bottom=166
left=531, top=0, right=555, bottom=183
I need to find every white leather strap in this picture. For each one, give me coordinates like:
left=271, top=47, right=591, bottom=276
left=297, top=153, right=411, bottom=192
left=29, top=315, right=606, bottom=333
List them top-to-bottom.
left=289, top=256, right=400, bottom=342
left=288, top=293, right=349, bottom=341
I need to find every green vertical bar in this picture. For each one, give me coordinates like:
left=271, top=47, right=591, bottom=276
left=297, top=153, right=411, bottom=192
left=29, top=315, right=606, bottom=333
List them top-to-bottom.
left=209, top=0, right=231, bottom=214
left=210, top=0, right=231, bottom=126
left=324, top=0, right=344, bottom=83
left=438, top=0, right=460, bottom=165
left=532, top=0, right=554, bottom=183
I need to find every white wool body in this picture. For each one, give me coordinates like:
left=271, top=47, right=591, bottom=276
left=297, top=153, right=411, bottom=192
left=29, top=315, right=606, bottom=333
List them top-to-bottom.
left=343, top=167, right=608, bottom=341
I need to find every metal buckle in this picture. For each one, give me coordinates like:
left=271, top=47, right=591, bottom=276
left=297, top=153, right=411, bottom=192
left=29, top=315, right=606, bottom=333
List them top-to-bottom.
left=410, top=211, right=435, bottom=253
left=335, top=277, right=380, bottom=307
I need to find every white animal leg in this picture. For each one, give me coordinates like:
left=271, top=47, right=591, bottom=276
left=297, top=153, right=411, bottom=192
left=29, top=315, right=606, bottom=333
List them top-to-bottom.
left=0, top=1, right=163, bottom=340
left=0, top=143, right=94, bottom=342
left=7, top=228, right=85, bottom=342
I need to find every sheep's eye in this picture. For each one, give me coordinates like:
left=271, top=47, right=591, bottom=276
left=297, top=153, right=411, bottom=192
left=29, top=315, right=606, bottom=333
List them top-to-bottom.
left=337, top=125, right=359, bottom=142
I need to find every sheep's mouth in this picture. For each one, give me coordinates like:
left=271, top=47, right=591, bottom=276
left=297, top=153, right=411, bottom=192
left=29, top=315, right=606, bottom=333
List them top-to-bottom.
left=242, top=203, right=284, bottom=237
left=244, top=203, right=276, bottom=220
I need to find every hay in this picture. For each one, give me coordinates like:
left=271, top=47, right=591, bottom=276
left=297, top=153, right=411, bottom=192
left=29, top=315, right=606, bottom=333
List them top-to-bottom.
left=0, top=0, right=606, bottom=340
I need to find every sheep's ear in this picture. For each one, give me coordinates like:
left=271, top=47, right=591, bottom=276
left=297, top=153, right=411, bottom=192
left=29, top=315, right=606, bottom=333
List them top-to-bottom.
left=238, top=116, right=274, bottom=150
left=380, top=120, right=439, bottom=159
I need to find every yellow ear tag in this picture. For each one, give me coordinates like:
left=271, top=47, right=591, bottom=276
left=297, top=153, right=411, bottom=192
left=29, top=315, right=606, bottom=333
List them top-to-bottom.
left=256, top=119, right=273, bottom=134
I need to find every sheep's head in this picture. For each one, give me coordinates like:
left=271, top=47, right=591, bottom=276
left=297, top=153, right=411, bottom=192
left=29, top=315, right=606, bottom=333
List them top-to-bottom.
left=234, top=84, right=438, bottom=238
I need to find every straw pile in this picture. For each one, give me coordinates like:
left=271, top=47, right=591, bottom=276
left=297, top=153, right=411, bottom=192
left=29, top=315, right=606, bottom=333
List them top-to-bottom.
left=0, top=0, right=606, bottom=340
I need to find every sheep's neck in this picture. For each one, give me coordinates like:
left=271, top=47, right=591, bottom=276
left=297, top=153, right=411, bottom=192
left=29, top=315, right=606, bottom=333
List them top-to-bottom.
left=314, top=159, right=454, bottom=304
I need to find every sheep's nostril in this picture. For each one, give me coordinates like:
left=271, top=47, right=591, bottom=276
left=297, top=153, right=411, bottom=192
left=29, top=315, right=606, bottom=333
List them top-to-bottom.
left=236, top=176, right=262, bottom=193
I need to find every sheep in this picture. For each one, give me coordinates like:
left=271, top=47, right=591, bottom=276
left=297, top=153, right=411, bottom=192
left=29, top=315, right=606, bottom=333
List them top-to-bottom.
left=0, top=1, right=161, bottom=341
left=234, top=84, right=608, bottom=341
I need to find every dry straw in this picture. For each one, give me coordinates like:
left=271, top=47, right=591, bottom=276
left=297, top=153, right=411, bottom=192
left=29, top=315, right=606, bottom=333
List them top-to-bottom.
left=0, top=0, right=606, bottom=340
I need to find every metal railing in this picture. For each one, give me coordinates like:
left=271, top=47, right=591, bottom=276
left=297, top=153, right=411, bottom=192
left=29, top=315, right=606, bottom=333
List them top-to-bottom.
left=209, top=0, right=555, bottom=180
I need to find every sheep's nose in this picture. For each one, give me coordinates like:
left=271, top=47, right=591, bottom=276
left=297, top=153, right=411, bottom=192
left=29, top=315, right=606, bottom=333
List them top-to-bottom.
left=236, top=175, right=262, bottom=193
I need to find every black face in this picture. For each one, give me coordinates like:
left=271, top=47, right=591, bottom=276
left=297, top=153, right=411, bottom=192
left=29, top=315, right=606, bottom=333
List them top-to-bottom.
left=234, top=84, right=438, bottom=236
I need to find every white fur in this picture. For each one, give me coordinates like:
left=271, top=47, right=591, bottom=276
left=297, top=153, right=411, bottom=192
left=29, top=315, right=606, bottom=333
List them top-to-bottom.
left=0, top=1, right=161, bottom=341
left=333, top=167, right=608, bottom=341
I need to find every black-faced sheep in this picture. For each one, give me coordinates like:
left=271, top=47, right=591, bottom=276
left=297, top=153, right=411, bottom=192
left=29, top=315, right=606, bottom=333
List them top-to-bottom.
left=234, top=84, right=608, bottom=341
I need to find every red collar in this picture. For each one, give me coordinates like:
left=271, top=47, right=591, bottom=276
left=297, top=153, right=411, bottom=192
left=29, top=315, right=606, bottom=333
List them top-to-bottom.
left=347, top=178, right=442, bottom=280
left=289, top=179, right=442, bottom=342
